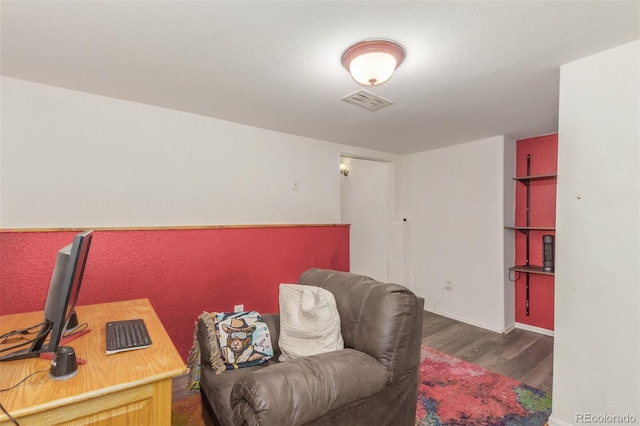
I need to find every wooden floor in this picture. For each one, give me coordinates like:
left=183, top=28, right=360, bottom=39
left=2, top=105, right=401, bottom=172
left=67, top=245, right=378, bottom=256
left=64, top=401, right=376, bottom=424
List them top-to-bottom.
left=172, top=310, right=553, bottom=401
left=422, top=311, right=553, bottom=394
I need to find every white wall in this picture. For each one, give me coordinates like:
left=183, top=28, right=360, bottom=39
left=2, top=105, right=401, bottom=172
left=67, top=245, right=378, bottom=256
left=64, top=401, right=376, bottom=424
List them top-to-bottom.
left=550, top=40, right=639, bottom=425
left=0, top=77, right=348, bottom=228
left=400, top=136, right=512, bottom=332
left=502, top=137, right=516, bottom=329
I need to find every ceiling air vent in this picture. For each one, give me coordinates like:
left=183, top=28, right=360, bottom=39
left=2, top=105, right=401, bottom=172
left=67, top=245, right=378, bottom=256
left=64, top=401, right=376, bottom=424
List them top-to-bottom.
left=342, top=90, right=393, bottom=111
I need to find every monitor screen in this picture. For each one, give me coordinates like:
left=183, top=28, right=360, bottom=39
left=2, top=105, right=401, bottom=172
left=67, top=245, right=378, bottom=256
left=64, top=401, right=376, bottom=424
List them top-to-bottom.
left=0, top=230, right=93, bottom=362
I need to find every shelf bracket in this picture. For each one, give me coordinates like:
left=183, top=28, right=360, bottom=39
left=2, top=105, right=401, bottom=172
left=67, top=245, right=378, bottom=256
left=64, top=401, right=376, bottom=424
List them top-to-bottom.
left=525, top=155, right=531, bottom=315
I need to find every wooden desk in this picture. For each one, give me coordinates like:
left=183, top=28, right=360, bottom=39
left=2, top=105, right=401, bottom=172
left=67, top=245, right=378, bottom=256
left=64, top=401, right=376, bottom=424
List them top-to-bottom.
left=0, top=299, right=186, bottom=425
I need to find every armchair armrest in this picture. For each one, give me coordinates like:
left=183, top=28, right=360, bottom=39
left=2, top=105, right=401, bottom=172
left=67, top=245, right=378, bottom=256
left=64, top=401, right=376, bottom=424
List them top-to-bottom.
left=230, top=349, right=388, bottom=426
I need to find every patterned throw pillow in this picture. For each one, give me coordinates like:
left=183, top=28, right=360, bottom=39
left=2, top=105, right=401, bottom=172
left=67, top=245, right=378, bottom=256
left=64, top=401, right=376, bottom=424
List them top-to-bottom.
left=216, top=311, right=273, bottom=369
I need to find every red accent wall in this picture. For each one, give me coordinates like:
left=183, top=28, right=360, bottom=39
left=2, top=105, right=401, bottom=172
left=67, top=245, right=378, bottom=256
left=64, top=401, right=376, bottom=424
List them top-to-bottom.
left=514, top=134, right=557, bottom=330
left=0, top=226, right=349, bottom=361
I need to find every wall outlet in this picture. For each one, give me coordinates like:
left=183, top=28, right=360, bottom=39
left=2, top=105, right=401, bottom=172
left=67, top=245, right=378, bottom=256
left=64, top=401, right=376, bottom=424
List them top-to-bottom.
left=445, top=279, right=453, bottom=291
left=234, top=304, right=244, bottom=313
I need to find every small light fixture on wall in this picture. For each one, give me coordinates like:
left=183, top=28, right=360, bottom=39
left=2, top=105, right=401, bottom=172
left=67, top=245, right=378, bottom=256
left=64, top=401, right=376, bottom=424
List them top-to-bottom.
left=341, top=39, right=406, bottom=87
left=340, top=162, right=349, bottom=176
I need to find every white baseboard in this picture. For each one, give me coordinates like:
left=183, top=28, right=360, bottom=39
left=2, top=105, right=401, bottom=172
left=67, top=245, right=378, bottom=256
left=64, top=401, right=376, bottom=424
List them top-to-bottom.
left=424, top=306, right=506, bottom=334
left=423, top=308, right=554, bottom=337
left=515, top=322, right=555, bottom=337
left=547, top=413, right=575, bottom=426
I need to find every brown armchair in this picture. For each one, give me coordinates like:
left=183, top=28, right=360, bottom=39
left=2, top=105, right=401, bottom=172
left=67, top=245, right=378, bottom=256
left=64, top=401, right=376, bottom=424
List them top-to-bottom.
left=197, top=268, right=424, bottom=426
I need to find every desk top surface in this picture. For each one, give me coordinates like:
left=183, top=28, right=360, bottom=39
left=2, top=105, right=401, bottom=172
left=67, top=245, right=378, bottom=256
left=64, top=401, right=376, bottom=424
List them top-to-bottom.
left=0, top=298, right=186, bottom=420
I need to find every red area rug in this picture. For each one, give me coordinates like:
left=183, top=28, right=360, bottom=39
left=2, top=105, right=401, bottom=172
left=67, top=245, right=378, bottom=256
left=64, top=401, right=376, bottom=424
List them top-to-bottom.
left=416, top=346, right=551, bottom=425
left=171, top=393, right=204, bottom=426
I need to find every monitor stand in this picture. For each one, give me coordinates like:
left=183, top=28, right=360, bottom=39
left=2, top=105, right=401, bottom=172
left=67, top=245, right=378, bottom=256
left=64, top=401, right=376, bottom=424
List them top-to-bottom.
left=0, top=312, right=88, bottom=362
left=0, top=320, right=53, bottom=362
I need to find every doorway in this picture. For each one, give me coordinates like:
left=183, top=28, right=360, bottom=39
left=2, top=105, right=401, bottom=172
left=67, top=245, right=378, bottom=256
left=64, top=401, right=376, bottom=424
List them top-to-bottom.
left=339, top=157, right=390, bottom=281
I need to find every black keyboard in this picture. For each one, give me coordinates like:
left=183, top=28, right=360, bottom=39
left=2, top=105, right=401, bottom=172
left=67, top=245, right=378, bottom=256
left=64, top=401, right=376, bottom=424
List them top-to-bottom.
left=106, top=319, right=152, bottom=355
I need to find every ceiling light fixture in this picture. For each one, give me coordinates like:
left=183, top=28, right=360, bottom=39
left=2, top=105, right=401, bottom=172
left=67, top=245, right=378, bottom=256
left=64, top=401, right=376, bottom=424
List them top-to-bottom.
left=341, top=39, right=406, bottom=87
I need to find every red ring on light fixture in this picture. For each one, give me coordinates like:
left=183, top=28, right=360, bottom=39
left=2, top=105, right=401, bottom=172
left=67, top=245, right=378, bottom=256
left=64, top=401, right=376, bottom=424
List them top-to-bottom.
left=341, top=39, right=406, bottom=86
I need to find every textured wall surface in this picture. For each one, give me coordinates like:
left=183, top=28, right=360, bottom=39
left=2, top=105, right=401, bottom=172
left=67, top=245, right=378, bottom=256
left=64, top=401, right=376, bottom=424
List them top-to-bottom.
left=514, top=134, right=557, bottom=330
left=0, top=226, right=349, bottom=360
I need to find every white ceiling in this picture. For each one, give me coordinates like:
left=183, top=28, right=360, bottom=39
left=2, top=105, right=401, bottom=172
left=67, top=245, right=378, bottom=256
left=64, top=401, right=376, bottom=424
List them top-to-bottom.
left=1, top=1, right=638, bottom=155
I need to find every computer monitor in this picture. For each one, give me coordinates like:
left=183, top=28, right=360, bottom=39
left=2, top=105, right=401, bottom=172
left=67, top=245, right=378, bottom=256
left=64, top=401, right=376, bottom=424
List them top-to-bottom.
left=0, top=230, right=93, bottom=362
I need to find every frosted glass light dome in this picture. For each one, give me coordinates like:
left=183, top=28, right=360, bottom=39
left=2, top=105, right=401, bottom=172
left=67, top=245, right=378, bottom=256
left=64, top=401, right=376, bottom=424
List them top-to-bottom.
left=342, top=40, right=406, bottom=87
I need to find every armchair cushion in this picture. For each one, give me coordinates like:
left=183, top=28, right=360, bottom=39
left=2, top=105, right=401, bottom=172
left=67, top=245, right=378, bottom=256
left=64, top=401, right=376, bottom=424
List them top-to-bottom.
left=298, top=268, right=421, bottom=384
left=278, top=284, right=343, bottom=361
left=230, top=349, right=387, bottom=425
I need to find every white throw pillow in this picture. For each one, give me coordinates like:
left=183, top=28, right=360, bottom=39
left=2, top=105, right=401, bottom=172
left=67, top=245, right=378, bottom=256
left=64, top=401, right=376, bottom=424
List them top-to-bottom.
left=278, top=283, right=344, bottom=361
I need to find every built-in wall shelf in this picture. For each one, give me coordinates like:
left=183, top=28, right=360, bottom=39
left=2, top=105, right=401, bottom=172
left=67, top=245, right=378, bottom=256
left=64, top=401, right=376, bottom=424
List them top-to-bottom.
left=508, top=154, right=557, bottom=318
left=513, top=174, right=557, bottom=183
left=505, top=226, right=556, bottom=232
left=509, top=265, right=555, bottom=276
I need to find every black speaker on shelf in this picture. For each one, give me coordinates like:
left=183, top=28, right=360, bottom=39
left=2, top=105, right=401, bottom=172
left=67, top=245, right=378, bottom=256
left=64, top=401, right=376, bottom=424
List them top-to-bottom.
left=543, top=235, right=554, bottom=272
